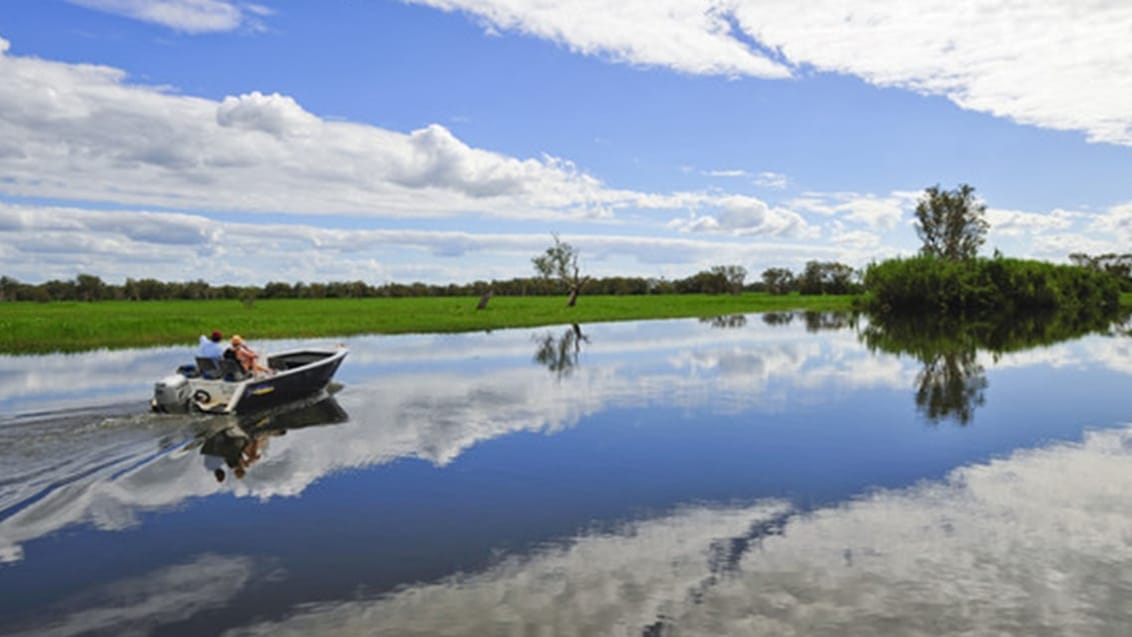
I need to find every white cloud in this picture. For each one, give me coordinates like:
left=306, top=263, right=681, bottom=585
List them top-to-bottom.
left=66, top=0, right=254, bottom=33
left=408, top=0, right=792, bottom=78
left=415, top=1, right=1132, bottom=146
left=741, top=1, right=1132, bottom=145
left=0, top=32, right=1123, bottom=284
left=0, top=40, right=824, bottom=236
left=0, top=42, right=636, bottom=220
left=215, top=92, right=320, bottom=137
left=704, top=169, right=748, bottom=178
left=754, top=171, right=787, bottom=189
left=35, top=184, right=1116, bottom=285
left=789, top=191, right=916, bottom=229
left=666, top=194, right=818, bottom=238
left=0, top=202, right=836, bottom=284
left=1016, top=202, right=1132, bottom=259
left=1086, top=202, right=1132, bottom=242
left=986, top=207, right=1078, bottom=238
left=829, top=228, right=882, bottom=251
left=1028, top=233, right=1119, bottom=261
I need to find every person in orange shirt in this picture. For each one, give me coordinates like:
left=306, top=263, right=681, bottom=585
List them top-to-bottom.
left=227, top=334, right=273, bottom=376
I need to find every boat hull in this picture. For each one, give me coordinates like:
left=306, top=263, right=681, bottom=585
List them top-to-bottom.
left=228, top=350, right=346, bottom=413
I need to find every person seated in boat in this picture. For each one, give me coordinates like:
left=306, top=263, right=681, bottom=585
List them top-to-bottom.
left=196, top=330, right=225, bottom=360
left=227, top=334, right=273, bottom=376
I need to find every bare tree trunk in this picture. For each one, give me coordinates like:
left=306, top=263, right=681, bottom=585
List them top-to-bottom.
left=566, top=287, right=579, bottom=307
left=476, top=291, right=492, bottom=310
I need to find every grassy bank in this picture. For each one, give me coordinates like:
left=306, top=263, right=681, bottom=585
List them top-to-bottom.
left=0, top=294, right=857, bottom=354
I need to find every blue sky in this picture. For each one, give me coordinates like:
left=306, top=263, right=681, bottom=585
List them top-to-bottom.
left=1, top=0, right=1131, bottom=285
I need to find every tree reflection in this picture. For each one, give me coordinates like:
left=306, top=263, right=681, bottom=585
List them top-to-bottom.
left=862, top=308, right=1126, bottom=426
left=759, top=311, right=857, bottom=332
left=802, top=311, right=857, bottom=333
left=761, top=312, right=794, bottom=327
left=699, top=314, right=747, bottom=329
left=533, top=323, right=589, bottom=379
left=914, top=348, right=987, bottom=425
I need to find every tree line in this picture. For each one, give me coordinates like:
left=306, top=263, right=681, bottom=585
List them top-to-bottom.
left=0, top=260, right=861, bottom=303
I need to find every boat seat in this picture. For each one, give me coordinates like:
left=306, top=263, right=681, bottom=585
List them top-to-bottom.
left=196, top=357, right=223, bottom=380
left=219, top=358, right=250, bottom=381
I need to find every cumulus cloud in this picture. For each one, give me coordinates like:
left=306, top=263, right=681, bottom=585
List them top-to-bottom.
left=65, top=0, right=257, bottom=33
left=414, top=1, right=1132, bottom=146
left=0, top=40, right=817, bottom=233
left=0, top=42, right=635, bottom=220
left=215, top=92, right=319, bottom=137
left=789, top=191, right=916, bottom=229
left=666, top=194, right=817, bottom=238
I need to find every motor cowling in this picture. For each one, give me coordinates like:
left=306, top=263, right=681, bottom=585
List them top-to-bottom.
left=152, top=373, right=191, bottom=413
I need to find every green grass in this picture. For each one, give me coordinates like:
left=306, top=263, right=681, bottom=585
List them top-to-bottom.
left=0, top=294, right=858, bottom=354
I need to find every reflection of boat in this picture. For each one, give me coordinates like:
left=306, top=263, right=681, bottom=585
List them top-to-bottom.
left=152, top=347, right=348, bottom=415
left=234, top=388, right=349, bottom=432
left=199, top=392, right=350, bottom=483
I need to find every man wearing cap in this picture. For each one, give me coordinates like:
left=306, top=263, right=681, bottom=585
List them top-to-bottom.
left=197, top=330, right=225, bottom=360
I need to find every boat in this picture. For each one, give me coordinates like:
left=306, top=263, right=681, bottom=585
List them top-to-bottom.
left=152, top=346, right=348, bottom=415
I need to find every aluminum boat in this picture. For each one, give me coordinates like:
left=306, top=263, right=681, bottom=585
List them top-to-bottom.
left=152, top=346, right=348, bottom=414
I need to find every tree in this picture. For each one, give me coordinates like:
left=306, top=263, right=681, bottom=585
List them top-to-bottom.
left=914, top=183, right=989, bottom=261
left=532, top=234, right=589, bottom=307
left=797, top=261, right=859, bottom=295
left=824, top=262, right=857, bottom=294
left=710, top=265, right=747, bottom=295
left=761, top=268, right=795, bottom=295
left=673, top=269, right=727, bottom=294
left=74, top=274, right=105, bottom=301
left=0, top=276, right=17, bottom=302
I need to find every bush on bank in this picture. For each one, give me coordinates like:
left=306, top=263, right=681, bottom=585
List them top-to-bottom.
left=862, top=255, right=1120, bottom=315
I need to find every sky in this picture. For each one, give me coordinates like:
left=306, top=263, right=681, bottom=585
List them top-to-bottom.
left=1, top=0, right=1131, bottom=286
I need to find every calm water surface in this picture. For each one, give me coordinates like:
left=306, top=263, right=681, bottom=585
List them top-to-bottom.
left=2, top=313, right=1132, bottom=635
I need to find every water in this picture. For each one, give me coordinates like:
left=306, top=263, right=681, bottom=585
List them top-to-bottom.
left=2, top=313, right=1132, bottom=635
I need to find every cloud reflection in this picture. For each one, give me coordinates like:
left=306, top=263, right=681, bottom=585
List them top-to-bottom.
left=225, top=425, right=1132, bottom=635
left=4, top=553, right=256, bottom=637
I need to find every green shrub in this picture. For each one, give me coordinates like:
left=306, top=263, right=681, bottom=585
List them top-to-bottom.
left=862, top=255, right=1120, bottom=315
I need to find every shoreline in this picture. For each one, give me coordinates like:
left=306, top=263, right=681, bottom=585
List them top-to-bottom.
left=0, top=294, right=857, bottom=354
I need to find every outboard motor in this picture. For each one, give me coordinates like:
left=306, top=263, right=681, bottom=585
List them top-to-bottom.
left=152, top=373, right=191, bottom=413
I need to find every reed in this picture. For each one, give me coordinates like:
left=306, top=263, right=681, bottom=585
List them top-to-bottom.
left=0, top=294, right=858, bottom=353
